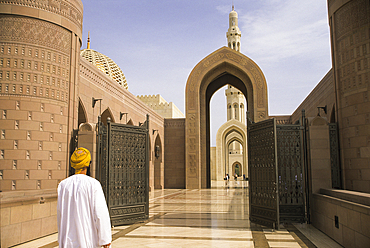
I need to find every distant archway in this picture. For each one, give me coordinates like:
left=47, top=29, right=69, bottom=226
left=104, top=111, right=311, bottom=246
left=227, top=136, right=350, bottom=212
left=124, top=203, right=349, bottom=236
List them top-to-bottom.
left=185, top=47, right=269, bottom=188
left=215, top=119, right=247, bottom=181
left=232, top=162, right=241, bottom=177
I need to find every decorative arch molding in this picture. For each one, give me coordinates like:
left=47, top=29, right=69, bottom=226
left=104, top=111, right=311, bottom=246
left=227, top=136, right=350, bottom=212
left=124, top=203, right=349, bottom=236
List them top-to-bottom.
left=185, top=47, right=268, bottom=188
left=78, top=98, right=88, bottom=127
left=101, top=108, right=115, bottom=125
left=127, top=119, right=134, bottom=125
left=215, top=119, right=247, bottom=181
left=154, top=134, right=162, bottom=161
left=226, top=135, right=244, bottom=149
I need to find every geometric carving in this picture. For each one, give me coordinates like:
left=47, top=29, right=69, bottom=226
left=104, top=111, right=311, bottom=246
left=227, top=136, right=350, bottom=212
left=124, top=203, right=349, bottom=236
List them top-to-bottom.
left=0, top=0, right=83, bottom=29
left=334, top=0, right=370, bottom=96
left=335, top=0, right=369, bottom=39
left=0, top=15, right=72, bottom=55
left=0, top=16, right=71, bottom=103
left=96, top=118, right=149, bottom=225
left=248, top=118, right=278, bottom=228
left=276, top=124, right=305, bottom=223
left=188, top=153, right=197, bottom=177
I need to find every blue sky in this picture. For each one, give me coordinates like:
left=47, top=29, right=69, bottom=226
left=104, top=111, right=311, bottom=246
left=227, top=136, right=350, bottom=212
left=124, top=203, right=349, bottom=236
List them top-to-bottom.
left=81, top=0, right=332, bottom=146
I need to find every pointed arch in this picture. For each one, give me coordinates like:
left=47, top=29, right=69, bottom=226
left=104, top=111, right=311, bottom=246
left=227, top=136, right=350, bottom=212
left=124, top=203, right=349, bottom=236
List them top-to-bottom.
left=185, top=47, right=268, bottom=188
left=78, top=98, right=88, bottom=127
left=330, top=104, right=336, bottom=123
left=101, top=108, right=115, bottom=125
left=127, top=118, right=134, bottom=125
left=215, top=119, right=247, bottom=181
left=154, top=134, right=163, bottom=189
left=232, top=161, right=241, bottom=177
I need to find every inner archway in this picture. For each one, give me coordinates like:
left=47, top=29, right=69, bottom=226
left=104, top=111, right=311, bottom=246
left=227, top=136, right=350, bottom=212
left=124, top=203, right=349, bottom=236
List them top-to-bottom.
left=185, top=47, right=269, bottom=189
left=214, top=119, right=247, bottom=182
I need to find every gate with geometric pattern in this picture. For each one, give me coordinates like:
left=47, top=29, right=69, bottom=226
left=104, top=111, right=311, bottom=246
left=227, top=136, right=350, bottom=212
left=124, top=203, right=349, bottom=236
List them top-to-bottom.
left=96, top=115, right=149, bottom=226
left=248, top=116, right=307, bottom=228
left=248, top=118, right=280, bottom=229
left=276, top=123, right=306, bottom=223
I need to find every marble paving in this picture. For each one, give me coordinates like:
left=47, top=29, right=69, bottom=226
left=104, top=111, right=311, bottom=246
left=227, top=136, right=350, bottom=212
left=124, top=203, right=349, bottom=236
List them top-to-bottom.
left=13, top=181, right=343, bottom=247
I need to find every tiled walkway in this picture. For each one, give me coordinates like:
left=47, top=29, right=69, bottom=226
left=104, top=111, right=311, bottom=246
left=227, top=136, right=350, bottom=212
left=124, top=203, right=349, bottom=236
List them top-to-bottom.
left=13, top=181, right=342, bottom=247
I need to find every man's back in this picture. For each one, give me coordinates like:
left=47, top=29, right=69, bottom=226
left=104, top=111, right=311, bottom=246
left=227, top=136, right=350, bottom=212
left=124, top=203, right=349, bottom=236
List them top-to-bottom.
left=57, top=174, right=111, bottom=248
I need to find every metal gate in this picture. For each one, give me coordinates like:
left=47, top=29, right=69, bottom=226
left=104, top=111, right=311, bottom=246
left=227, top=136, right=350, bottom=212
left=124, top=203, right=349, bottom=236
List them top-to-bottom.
left=96, top=115, right=149, bottom=226
left=248, top=117, right=306, bottom=228
left=248, top=118, right=279, bottom=229
left=276, top=124, right=305, bottom=223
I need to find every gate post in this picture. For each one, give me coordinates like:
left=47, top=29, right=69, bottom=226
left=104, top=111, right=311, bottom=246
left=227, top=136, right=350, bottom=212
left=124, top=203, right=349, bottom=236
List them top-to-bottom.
left=306, top=116, right=331, bottom=222
left=308, top=117, right=331, bottom=193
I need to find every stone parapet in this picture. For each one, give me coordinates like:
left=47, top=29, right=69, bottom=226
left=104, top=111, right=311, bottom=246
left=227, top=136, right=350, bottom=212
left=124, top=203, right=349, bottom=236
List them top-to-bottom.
left=137, top=94, right=184, bottom=118
left=0, top=189, right=58, bottom=247
left=312, top=189, right=370, bottom=247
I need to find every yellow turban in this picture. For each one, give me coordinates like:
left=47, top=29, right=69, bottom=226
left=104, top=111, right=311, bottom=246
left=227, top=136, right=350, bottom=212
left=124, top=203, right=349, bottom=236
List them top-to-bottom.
left=71, top=147, right=91, bottom=174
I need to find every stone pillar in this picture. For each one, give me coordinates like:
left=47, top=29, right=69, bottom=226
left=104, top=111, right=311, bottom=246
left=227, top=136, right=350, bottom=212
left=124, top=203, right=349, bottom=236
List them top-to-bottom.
left=308, top=116, right=332, bottom=194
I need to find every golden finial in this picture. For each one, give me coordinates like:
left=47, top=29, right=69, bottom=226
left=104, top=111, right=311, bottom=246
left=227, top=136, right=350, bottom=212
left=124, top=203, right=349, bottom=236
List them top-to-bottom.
left=87, top=31, right=91, bottom=49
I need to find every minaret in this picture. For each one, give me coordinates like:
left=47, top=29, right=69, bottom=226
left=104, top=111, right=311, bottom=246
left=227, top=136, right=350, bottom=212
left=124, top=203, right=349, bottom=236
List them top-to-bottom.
left=225, top=5, right=244, bottom=155
left=225, top=5, right=244, bottom=125
left=226, top=5, right=241, bottom=52
left=87, top=31, right=91, bottom=49
left=225, top=85, right=245, bottom=124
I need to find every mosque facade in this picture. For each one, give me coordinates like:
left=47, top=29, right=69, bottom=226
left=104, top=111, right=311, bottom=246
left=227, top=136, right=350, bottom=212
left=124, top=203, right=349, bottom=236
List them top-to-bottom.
left=1, top=0, right=370, bottom=247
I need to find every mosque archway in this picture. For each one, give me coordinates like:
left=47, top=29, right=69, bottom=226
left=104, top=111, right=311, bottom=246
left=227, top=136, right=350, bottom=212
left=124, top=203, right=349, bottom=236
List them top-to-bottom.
left=185, top=47, right=269, bottom=189
left=226, top=137, right=244, bottom=179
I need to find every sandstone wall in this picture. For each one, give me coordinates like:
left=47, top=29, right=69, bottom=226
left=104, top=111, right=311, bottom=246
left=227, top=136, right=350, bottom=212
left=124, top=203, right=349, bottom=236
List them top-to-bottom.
left=328, top=0, right=370, bottom=193
left=164, top=118, right=185, bottom=188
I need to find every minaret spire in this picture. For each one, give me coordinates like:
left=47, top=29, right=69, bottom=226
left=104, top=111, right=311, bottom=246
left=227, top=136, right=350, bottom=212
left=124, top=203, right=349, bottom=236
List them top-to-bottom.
left=226, top=6, right=241, bottom=52
left=87, top=31, right=91, bottom=49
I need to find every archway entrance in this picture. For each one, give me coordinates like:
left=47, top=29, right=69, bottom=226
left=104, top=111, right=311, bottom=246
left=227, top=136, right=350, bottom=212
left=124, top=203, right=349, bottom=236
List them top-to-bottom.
left=185, top=47, right=269, bottom=189
left=214, top=119, right=247, bottom=182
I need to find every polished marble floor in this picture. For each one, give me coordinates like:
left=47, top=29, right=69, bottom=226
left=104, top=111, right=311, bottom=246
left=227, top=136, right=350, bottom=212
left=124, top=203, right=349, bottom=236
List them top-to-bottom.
left=14, top=181, right=342, bottom=248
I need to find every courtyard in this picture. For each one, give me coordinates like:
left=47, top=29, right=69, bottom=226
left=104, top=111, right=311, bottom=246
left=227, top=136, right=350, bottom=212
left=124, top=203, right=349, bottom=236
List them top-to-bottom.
left=14, top=182, right=341, bottom=248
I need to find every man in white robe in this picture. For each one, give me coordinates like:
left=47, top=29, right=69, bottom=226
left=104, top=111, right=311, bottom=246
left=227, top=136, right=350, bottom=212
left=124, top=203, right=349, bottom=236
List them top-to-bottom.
left=58, top=147, right=112, bottom=248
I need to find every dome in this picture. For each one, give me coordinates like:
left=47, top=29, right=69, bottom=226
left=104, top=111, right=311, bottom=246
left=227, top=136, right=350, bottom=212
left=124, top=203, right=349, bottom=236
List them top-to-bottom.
left=229, top=5, right=238, bottom=17
left=229, top=10, right=238, bottom=17
left=80, top=48, right=128, bottom=89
